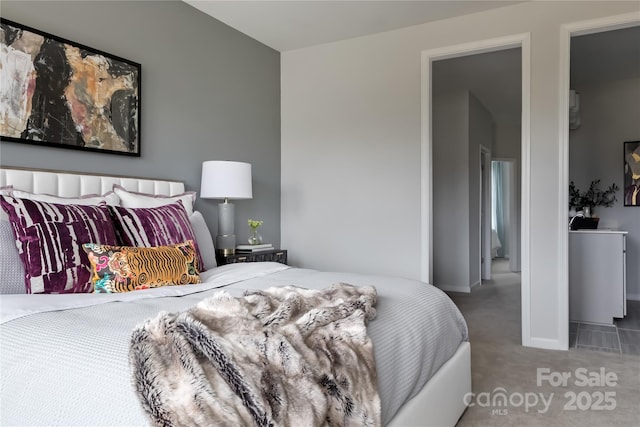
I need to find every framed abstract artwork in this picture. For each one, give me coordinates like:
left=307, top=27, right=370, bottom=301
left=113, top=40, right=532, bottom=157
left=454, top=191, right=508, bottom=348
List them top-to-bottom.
left=0, top=19, right=141, bottom=156
left=624, top=141, right=640, bottom=206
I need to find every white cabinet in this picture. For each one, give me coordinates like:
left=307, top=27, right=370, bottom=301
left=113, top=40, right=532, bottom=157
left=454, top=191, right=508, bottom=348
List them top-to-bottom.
left=569, top=230, right=627, bottom=325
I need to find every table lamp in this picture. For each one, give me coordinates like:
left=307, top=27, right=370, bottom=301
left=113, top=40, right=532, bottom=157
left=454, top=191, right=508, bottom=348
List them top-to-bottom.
left=200, top=161, right=252, bottom=256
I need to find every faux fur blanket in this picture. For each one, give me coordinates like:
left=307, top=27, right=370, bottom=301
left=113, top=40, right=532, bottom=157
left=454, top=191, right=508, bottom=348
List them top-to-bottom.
left=129, top=283, right=381, bottom=427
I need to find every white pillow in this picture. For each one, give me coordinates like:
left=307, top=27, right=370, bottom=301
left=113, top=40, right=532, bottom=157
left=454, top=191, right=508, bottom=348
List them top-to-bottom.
left=113, top=184, right=196, bottom=216
left=0, top=187, right=119, bottom=220
left=0, top=187, right=12, bottom=221
left=10, top=189, right=120, bottom=206
left=190, top=211, right=217, bottom=269
left=0, top=220, right=26, bottom=294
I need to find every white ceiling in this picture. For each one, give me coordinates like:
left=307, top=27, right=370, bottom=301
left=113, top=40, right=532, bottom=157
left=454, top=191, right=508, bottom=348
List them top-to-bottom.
left=184, top=0, right=523, bottom=52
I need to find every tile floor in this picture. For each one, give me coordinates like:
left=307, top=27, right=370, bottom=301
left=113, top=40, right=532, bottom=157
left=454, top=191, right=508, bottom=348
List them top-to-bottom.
left=570, top=300, right=640, bottom=356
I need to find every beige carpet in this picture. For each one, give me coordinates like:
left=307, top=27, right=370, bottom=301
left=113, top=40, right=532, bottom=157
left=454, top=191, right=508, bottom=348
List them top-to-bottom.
left=448, top=259, right=640, bottom=427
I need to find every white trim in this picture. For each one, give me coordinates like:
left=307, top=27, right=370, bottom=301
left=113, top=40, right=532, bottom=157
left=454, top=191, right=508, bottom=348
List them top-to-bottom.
left=558, top=11, right=640, bottom=352
left=564, top=12, right=640, bottom=37
left=558, top=23, right=571, bottom=352
left=421, top=33, right=532, bottom=346
left=520, top=34, right=532, bottom=348
left=420, top=51, right=433, bottom=284
left=437, top=280, right=481, bottom=294
left=437, top=284, right=472, bottom=294
left=529, top=337, right=566, bottom=351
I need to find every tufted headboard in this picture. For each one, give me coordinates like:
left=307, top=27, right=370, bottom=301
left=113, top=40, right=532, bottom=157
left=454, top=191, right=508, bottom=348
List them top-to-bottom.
left=0, top=166, right=185, bottom=197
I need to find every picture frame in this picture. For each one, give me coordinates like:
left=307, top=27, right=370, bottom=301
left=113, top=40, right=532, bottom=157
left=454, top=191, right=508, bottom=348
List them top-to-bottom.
left=0, top=19, right=141, bottom=156
left=624, top=140, right=640, bottom=206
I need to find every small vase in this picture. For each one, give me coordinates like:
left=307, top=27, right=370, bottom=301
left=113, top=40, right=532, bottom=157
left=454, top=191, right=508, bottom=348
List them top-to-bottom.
left=583, top=206, right=591, bottom=218
left=248, top=227, right=262, bottom=245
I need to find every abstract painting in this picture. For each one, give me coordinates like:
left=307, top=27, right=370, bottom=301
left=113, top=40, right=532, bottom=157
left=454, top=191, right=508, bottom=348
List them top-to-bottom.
left=0, top=19, right=140, bottom=156
left=624, top=141, right=640, bottom=206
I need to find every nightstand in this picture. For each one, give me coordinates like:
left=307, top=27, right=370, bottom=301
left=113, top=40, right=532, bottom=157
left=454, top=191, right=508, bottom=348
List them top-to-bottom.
left=217, top=249, right=288, bottom=266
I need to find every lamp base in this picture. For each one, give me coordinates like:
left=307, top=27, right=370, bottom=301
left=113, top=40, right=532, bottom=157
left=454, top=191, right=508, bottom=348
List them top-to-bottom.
left=217, top=201, right=236, bottom=256
left=216, top=232, right=236, bottom=256
left=216, top=246, right=236, bottom=257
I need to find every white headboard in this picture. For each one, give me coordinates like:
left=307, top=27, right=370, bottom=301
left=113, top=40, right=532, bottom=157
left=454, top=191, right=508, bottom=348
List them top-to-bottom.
left=0, top=167, right=185, bottom=197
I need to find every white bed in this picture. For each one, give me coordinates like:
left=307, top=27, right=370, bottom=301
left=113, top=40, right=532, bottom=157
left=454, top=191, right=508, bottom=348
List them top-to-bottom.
left=0, top=166, right=471, bottom=427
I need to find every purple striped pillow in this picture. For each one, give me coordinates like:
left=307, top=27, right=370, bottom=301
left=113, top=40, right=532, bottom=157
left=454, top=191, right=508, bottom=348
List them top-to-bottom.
left=0, top=196, right=118, bottom=293
left=109, top=202, right=204, bottom=272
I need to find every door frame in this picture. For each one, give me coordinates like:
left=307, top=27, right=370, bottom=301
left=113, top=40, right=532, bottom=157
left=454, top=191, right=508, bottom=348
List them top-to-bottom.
left=559, top=11, right=640, bottom=350
left=421, top=33, right=532, bottom=345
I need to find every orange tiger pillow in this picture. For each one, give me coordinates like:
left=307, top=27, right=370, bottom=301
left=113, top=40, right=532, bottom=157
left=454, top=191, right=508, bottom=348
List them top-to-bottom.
left=83, top=241, right=201, bottom=293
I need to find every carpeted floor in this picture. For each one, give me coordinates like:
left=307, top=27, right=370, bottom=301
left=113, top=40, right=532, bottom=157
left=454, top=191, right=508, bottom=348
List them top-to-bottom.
left=447, top=259, right=640, bottom=427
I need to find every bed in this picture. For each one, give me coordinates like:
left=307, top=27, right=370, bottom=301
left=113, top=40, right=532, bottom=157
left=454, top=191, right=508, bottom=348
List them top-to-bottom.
left=0, top=166, right=470, bottom=427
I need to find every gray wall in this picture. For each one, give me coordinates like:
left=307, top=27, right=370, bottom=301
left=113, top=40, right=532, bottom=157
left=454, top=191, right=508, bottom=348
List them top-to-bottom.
left=0, top=1, right=281, bottom=246
left=569, top=77, right=640, bottom=299
left=433, top=91, right=494, bottom=291
left=434, top=91, right=470, bottom=290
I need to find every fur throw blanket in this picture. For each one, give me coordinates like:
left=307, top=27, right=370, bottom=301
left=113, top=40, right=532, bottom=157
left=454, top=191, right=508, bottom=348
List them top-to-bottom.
left=129, top=283, right=381, bottom=427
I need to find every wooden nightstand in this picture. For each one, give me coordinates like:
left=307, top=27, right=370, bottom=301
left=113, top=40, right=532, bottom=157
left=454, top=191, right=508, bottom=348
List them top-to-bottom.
left=217, top=249, right=288, bottom=266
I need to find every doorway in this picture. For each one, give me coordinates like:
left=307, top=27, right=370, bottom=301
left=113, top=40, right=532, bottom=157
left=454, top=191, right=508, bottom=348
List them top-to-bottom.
left=560, top=12, right=640, bottom=351
left=563, top=19, right=640, bottom=353
left=422, top=33, right=531, bottom=344
left=430, top=47, right=522, bottom=291
left=481, top=145, right=492, bottom=281
left=492, top=158, right=520, bottom=274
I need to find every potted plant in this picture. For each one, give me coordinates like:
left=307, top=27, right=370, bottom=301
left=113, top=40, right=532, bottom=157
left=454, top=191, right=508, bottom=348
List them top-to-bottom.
left=568, top=180, right=619, bottom=229
left=247, top=219, right=264, bottom=245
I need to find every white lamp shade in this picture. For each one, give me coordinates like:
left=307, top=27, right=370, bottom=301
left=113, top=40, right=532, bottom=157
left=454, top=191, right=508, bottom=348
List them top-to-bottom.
left=200, top=161, right=253, bottom=200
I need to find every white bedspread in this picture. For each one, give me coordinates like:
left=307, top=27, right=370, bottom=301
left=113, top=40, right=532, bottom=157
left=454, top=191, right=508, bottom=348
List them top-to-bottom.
left=0, top=263, right=468, bottom=426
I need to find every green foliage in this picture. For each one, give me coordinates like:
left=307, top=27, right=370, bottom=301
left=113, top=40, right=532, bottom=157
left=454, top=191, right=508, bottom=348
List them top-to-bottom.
left=569, top=180, right=619, bottom=210
left=248, top=219, right=264, bottom=229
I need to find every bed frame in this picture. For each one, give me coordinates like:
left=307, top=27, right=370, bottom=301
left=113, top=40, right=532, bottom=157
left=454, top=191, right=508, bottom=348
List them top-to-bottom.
left=0, top=165, right=471, bottom=427
left=0, top=166, right=185, bottom=196
left=388, top=341, right=470, bottom=426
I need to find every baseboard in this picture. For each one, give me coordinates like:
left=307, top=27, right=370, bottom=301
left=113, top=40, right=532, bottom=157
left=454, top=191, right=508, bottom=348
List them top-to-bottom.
left=470, top=280, right=481, bottom=289
left=437, top=284, right=470, bottom=293
left=627, top=293, right=640, bottom=301
left=526, top=336, right=565, bottom=351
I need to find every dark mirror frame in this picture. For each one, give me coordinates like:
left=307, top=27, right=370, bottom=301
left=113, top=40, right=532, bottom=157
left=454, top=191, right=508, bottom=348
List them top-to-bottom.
left=624, top=140, right=640, bottom=207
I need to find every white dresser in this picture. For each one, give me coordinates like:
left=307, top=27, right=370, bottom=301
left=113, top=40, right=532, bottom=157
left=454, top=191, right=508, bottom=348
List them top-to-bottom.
left=569, top=230, right=627, bottom=325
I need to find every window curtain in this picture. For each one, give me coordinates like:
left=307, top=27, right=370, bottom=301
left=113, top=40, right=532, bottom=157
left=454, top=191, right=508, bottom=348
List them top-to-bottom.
left=491, top=161, right=506, bottom=258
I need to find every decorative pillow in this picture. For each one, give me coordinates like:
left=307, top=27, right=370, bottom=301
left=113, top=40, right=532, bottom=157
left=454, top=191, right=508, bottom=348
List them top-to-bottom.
left=113, top=184, right=196, bottom=216
left=10, top=189, right=120, bottom=206
left=0, top=196, right=118, bottom=293
left=109, top=202, right=205, bottom=271
left=190, top=211, right=217, bottom=269
left=0, top=220, right=27, bottom=294
left=83, top=241, right=201, bottom=293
